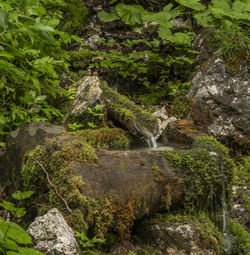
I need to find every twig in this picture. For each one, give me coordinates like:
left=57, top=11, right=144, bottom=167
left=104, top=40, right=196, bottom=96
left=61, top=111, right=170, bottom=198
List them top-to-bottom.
left=35, top=159, right=72, bottom=213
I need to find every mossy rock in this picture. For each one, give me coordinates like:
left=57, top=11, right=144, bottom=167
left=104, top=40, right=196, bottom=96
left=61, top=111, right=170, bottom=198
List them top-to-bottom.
left=71, top=127, right=131, bottom=149
left=162, top=136, right=235, bottom=213
left=136, top=212, right=223, bottom=254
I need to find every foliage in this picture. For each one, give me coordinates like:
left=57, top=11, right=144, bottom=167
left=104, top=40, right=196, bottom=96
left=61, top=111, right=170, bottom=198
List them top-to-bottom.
left=0, top=0, right=79, bottom=145
left=98, top=3, right=194, bottom=46
left=87, top=105, right=105, bottom=129
left=0, top=190, right=44, bottom=255
left=76, top=231, right=105, bottom=254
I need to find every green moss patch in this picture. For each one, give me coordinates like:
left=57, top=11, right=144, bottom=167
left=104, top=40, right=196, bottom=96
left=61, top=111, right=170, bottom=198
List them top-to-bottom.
left=69, top=49, right=93, bottom=71
left=103, top=83, right=157, bottom=123
left=72, top=127, right=131, bottom=149
left=162, top=136, right=235, bottom=213
left=228, top=220, right=250, bottom=255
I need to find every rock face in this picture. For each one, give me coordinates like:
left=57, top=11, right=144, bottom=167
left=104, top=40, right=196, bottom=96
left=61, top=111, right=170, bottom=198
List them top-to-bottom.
left=188, top=57, right=250, bottom=152
left=28, top=208, right=79, bottom=255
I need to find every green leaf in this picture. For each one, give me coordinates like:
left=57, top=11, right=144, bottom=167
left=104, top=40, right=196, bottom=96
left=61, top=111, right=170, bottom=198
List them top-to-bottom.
left=175, top=0, right=206, bottom=11
left=115, top=4, right=148, bottom=25
left=98, top=8, right=119, bottom=22
left=0, top=9, right=9, bottom=31
left=31, top=77, right=41, bottom=95
left=0, top=217, right=32, bottom=244
left=1, top=238, right=18, bottom=251
left=17, top=247, right=44, bottom=255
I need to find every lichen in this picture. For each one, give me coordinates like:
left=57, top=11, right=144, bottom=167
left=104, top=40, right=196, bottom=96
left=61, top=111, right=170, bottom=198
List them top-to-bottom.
left=72, top=127, right=131, bottom=149
left=162, top=136, right=235, bottom=213
left=21, top=137, right=135, bottom=239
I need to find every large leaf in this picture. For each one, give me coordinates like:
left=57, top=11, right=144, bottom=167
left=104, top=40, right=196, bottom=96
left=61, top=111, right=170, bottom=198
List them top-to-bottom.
left=175, top=0, right=206, bottom=11
left=115, top=4, right=148, bottom=25
left=98, top=8, right=119, bottom=22
left=0, top=217, right=32, bottom=244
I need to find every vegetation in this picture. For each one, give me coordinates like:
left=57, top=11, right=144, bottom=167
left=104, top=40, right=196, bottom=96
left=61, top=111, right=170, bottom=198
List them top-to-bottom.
left=0, top=0, right=249, bottom=254
left=0, top=191, right=44, bottom=255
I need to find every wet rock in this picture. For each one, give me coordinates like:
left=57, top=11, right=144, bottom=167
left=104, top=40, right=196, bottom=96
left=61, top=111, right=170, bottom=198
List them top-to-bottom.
left=188, top=57, right=250, bottom=153
left=152, top=106, right=177, bottom=140
left=162, top=119, right=205, bottom=146
left=27, top=208, right=79, bottom=255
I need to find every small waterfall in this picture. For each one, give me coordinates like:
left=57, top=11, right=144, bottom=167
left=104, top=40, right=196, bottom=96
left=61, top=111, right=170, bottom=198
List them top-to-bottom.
left=134, top=122, right=158, bottom=148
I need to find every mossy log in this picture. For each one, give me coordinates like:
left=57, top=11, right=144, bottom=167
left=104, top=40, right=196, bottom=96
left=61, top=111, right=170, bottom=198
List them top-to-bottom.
left=102, top=83, right=160, bottom=145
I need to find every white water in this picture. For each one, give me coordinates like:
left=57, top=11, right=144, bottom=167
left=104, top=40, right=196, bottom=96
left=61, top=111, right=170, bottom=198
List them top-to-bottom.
left=134, top=122, right=158, bottom=148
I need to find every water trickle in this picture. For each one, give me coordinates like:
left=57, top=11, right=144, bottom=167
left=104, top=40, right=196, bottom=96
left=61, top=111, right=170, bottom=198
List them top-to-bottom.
left=134, top=122, right=158, bottom=148
left=221, top=184, right=232, bottom=253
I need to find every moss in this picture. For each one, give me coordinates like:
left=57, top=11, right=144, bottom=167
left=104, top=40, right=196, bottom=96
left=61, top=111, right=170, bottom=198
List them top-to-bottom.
left=60, top=0, right=89, bottom=35
left=70, top=49, right=93, bottom=71
left=102, top=83, right=157, bottom=124
left=170, top=96, right=193, bottom=119
left=72, top=127, right=131, bottom=149
left=162, top=136, right=235, bottom=213
left=21, top=137, right=136, bottom=239
left=152, top=162, right=164, bottom=183
left=148, top=213, right=223, bottom=253
left=228, top=220, right=250, bottom=255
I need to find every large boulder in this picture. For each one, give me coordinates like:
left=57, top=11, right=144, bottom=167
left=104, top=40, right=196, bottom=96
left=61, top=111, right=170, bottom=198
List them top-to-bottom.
left=188, top=57, right=249, bottom=153
left=28, top=208, right=79, bottom=255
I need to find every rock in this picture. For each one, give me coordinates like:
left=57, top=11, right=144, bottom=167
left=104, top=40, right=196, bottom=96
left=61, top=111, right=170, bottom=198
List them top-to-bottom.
left=188, top=57, right=250, bottom=153
left=67, top=76, right=104, bottom=117
left=152, top=106, right=177, bottom=140
left=161, top=119, right=205, bottom=146
left=0, top=122, right=65, bottom=189
left=28, top=208, right=79, bottom=255
left=136, top=214, right=222, bottom=255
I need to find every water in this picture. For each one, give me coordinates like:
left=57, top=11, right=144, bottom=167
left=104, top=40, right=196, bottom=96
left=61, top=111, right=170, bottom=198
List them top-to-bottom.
left=133, top=122, right=158, bottom=148
left=221, top=185, right=232, bottom=253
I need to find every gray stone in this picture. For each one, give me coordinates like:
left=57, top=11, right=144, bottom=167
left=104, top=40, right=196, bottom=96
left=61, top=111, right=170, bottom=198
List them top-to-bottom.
left=188, top=57, right=250, bottom=152
left=70, top=76, right=103, bottom=116
left=28, top=208, right=79, bottom=255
